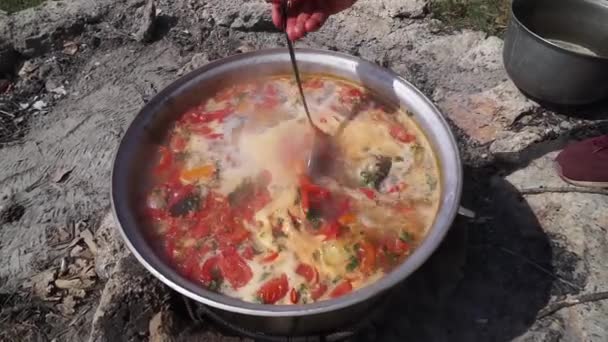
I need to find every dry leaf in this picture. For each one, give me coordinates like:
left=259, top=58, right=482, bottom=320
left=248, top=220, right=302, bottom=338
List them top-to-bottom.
left=63, top=42, right=79, bottom=56
left=52, top=167, right=74, bottom=183
left=80, top=229, right=98, bottom=255
left=70, top=245, right=85, bottom=258
left=30, top=269, right=58, bottom=299
left=55, top=278, right=83, bottom=289
left=68, top=288, right=87, bottom=299
left=59, top=295, right=77, bottom=316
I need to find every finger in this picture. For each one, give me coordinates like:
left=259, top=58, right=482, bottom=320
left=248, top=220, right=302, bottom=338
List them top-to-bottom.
left=271, top=4, right=283, bottom=29
left=305, top=11, right=327, bottom=32
left=293, top=12, right=309, bottom=38
left=286, top=15, right=298, bottom=40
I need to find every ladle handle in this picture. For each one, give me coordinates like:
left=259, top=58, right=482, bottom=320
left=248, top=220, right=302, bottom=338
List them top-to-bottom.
left=280, top=0, right=315, bottom=129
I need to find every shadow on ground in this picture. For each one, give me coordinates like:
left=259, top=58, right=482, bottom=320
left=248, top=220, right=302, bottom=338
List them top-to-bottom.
left=351, top=165, right=557, bottom=341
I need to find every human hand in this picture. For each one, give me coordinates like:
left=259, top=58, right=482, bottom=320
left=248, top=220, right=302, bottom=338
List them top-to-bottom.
left=269, top=0, right=357, bottom=41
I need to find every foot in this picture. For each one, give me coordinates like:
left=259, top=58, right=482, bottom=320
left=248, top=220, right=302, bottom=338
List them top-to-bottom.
left=555, top=134, right=608, bottom=188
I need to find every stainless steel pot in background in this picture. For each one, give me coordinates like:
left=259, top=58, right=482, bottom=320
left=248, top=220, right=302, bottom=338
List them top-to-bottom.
left=503, top=0, right=608, bottom=106
left=111, top=48, right=462, bottom=336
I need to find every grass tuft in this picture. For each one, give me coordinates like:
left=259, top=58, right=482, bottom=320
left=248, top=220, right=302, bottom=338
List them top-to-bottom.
left=0, top=0, right=46, bottom=14
left=430, top=0, right=510, bottom=36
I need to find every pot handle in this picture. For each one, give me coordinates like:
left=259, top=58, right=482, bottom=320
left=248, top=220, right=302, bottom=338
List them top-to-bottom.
left=458, top=206, right=476, bottom=218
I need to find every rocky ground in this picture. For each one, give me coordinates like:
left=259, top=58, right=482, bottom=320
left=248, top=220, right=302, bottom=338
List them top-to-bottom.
left=0, top=0, right=607, bottom=341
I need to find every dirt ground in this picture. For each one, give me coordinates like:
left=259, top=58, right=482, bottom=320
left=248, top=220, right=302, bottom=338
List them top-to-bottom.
left=0, top=0, right=607, bottom=341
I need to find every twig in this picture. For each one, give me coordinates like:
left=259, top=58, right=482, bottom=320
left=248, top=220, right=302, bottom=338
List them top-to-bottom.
left=0, top=110, right=15, bottom=117
left=519, top=186, right=608, bottom=196
left=498, top=247, right=582, bottom=291
left=538, top=291, right=608, bottom=319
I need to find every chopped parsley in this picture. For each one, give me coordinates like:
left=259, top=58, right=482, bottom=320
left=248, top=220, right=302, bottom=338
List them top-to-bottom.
left=412, top=143, right=425, bottom=162
left=426, top=174, right=438, bottom=191
left=169, top=192, right=200, bottom=217
left=306, top=210, right=323, bottom=229
left=399, top=231, right=413, bottom=243
left=312, top=250, right=321, bottom=261
left=346, top=255, right=360, bottom=272
left=260, top=272, right=271, bottom=281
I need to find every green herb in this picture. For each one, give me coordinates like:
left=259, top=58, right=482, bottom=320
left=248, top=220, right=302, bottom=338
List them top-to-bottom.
left=236, top=92, right=247, bottom=103
left=412, top=143, right=424, bottom=162
left=359, top=156, right=392, bottom=189
left=394, top=156, right=404, bottom=162
left=426, top=174, right=438, bottom=191
left=228, top=178, right=254, bottom=207
left=169, top=192, right=200, bottom=217
left=306, top=210, right=322, bottom=229
left=399, top=231, right=413, bottom=243
left=312, top=250, right=321, bottom=261
left=346, top=255, right=360, bottom=272
left=208, top=270, right=223, bottom=291
left=260, top=272, right=271, bottom=281
left=333, top=277, right=342, bottom=284
left=208, top=279, right=221, bottom=291
left=299, top=283, right=309, bottom=293
left=253, top=294, right=265, bottom=304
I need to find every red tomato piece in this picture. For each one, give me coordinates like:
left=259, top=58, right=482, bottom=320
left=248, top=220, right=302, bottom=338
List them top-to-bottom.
left=303, top=78, right=324, bottom=89
left=339, top=87, right=364, bottom=103
left=184, top=108, right=233, bottom=124
left=389, top=125, right=416, bottom=143
left=169, top=134, right=187, bottom=151
left=154, top=147, right=172, bottom=175
left=258, top=169, right=273, bottom=187
left=167, top=184, right=195, bottom=209
left=359, top=187, right=376, bottom=200
left=146, top=208, right=168, bottom=221
left=319, top=221, right=341, bottom=240
left=191, top=222, right=211, bottom=239
left=218, top=225, right=250, bottom=246
left=385, top=236, right=410, bottom=255
left=165, top=239, right=176, bottom=261
left=358, top=241, right=377, bottom=274
left=180, top=245, right=209, bottom=278
left=241, top=245, right=256, bottom=260
left=218, top=249, right=253, bottom=289
left=261, top=251, right=279, bottom=263
left=199, top=256, right=221, bottom=284
left=296, top=263, right=318, bottom=284
left=257, top=274, right=289, bottom=304
left=330, top=280, right=353, bottom=298
left=310, top=283, right=328, bottom=300
left=290, top=287, right=299, bottom=304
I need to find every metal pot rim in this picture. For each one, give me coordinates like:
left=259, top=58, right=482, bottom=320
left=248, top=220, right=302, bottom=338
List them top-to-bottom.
left=510, top=0, right=608, bottom=61
left=111, top=47, right=463, bottom=317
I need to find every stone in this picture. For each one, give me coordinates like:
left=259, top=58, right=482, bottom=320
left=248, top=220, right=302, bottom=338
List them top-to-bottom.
left=135, top=0, right=157, bottom=43
left=206, top=0, right=274, bottom=32
left=354, top=0, right=429, bottom=19
left=0, top=42, right=18, bottom=76
left=177, top=53, right=210, bottom=76
left=438, top=80, right=537, bottom=144
left=490, top=128, right=544, bottom=156
left=506, top=151, right=608, bottom=340
left=94, top=213, right=128, bottom=281
left=89, top=255, right=167, bottom=342
left=149, top=308, right=175, bottom=342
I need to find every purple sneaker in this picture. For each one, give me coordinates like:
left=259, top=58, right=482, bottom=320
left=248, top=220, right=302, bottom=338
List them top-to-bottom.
left=555, top=135, right=608, bottom=188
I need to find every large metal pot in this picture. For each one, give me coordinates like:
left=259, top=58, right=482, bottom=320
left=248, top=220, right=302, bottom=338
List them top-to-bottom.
left=503, top=0, right=608, bottom=106
left=111, top=48, right=462, bottom=336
